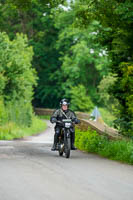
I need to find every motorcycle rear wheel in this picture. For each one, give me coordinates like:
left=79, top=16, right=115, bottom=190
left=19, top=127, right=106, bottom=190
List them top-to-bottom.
left=58, top=144, right=64, bottom=156
left=59, top=151, right=63, bottom=156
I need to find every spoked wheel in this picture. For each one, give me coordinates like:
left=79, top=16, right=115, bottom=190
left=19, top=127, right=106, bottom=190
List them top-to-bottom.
left=64, top=137, right=71, bottom=158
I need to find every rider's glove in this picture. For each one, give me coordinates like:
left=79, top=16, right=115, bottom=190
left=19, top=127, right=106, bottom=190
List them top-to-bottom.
left=50, top=117, right=57, bottom=124
left=73, top=118, right=80, bottom=124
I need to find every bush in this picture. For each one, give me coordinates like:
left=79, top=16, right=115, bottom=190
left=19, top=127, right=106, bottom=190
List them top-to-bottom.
left=0, top=32, right=37, bottom=128
left=0, top=32, right=37, bottom=101
left=0, top=32, right=40, bottom=140
left=112, top=63, right=133, bottom=136
left=98, top=74, right=118, bottom=112
left=0, top=97, right=8, bottom=125
left=0, top=97, right=33, bottom=128
left=6, top=100, right=33, bottom=127
left=99, top=107, right=116, bottom=127
left=38, top=115, right=50, bottom=120
left=0, top=116, right=47, bottom=140
left=75, top=128, right=133, bottom=164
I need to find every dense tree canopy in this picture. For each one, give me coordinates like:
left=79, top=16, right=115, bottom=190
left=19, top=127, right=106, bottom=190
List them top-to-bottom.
left=0, top=0, right=132, bottom=135
left=0, top=0, right=109, bottom=109
left=74, top=0, right=133, bottom=135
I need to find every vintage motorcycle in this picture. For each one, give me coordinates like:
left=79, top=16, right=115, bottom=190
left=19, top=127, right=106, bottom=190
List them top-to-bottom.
left=57, top=119, right=74, bottom=158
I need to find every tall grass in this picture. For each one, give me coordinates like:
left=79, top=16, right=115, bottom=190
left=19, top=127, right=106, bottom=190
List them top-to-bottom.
left=0, top=98, right=47, bottom=140
left=0, top=98, right=33, bottom=127
left=99, top=107, right=116, bottom=127
left=38, top=115, right=50, bottom=120
left=0, top=116, right=47, bottom=140
left=75, top=128, right=133, bottom=164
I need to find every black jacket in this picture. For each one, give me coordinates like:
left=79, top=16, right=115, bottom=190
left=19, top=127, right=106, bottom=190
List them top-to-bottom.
left=50, top=109, right=79, bottom=125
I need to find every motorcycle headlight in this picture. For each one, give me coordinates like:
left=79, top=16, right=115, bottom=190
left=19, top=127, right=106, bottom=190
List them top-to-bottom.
left=65, top=123, right=71, bottom=128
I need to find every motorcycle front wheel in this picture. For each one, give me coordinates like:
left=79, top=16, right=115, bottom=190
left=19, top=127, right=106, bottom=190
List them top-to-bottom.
left=64, top=137, right=71, bottom=158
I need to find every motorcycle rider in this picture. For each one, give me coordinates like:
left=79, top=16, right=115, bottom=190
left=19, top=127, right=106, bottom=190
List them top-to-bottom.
left=50, top=99, right=80, bottom=151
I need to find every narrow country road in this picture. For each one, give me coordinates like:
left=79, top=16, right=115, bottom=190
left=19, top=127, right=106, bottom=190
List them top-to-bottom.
left=0, top=120, right=133, bottom=200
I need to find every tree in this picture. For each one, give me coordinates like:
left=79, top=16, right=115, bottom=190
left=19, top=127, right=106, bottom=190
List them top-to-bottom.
left=0, top=0, right=65, bottom=108
left=0, top=0, right=112, bottom=113
left=5, top=0, right=65, bottom=9
left=75, top=0, right=133, bottom=135
left=55, top=7, right=110, bottom=104
left=0, top=32, right=37, bottom=126
left=0, top=32, right=36, bottom=101
left=98, top=74, right=118, bottom=112
left=70, top=85, right=94, bottom=112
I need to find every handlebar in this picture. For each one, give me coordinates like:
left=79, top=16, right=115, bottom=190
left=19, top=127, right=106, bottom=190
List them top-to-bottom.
left=51, top=117, right=80, bottom=124
left=56, top=120, right=63, bottom=124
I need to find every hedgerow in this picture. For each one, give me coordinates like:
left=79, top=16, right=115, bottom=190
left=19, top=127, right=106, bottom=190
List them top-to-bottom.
left=0, top=116, right=47, bottom=140
left=75, top=128, right=133, bottom=164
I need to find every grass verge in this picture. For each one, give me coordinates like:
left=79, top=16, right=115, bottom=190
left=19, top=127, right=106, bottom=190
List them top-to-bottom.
left=98, top=107, right=116, bottom=127
left=38, top=115, right=50, bottom=120
left=0, top=116, right=47, bottom=140
left=75, top=128, right=133, bottom=165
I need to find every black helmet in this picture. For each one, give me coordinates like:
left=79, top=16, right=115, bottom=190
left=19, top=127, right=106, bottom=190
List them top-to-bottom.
left=60, top=99, right=70, bottom=106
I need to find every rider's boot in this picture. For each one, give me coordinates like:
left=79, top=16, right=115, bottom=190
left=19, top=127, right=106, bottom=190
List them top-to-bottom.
left=71, top=132, right=77, bottom=150
left=51, top=134, right=58, bottom=151
left=71, top=143, right=77, bottom=150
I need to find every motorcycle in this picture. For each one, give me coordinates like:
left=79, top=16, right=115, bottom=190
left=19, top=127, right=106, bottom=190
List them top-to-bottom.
left=57, top=119, right=73, bottom=159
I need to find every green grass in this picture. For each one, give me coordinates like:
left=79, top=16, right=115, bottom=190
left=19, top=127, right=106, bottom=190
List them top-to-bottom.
left=98, top=107, right=116, bottom=127
left=38, top=115, right=50, bottom=120
left=0, top=116, right=47, bottom=140
left=75, top=128, right=133, bottom=165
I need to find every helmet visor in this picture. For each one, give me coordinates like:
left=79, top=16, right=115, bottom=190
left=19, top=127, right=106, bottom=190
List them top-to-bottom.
left=62, top=101, right=68, bottom=106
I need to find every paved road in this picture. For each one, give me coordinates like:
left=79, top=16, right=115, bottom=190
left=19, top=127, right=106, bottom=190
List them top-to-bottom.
left=0, top=121, right=133, bottom=200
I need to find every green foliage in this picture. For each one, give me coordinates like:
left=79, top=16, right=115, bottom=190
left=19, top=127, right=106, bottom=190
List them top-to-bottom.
left=0, top=0, right=111, bottom=110
left=5, top=0, right=65, bottom=10
left=75, top=0, right=133, bottom=135
left=0, top=1, right=63, bottom=108
left=29, top=4, right=63, bottom=108
left=55, top=16, right=110, bottom=104
left=0, top=32, right=37, bottom=137
left=0, top=32, right=37, bottom=102
left=112, top=62, right=133, bottom=135
left=98, top=74, right=118, bottom=112
left=70, top=85, right=94, bottom=112
left=0, top=97, right=8, bottom=125
left=0, top=97, right=33, bottom=128
left=6, top=100, right=33, bottom=127
left=99, top=107, right=116, bottom=127
left=39, top=115, right=50, bottom=120
left=0, top=116, right=47, bottom=140
left=22, top=116, right=47, bottom=137
left=75, top=128, right=133, bottom=164
left=75, top=129, right=100, bottom=152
